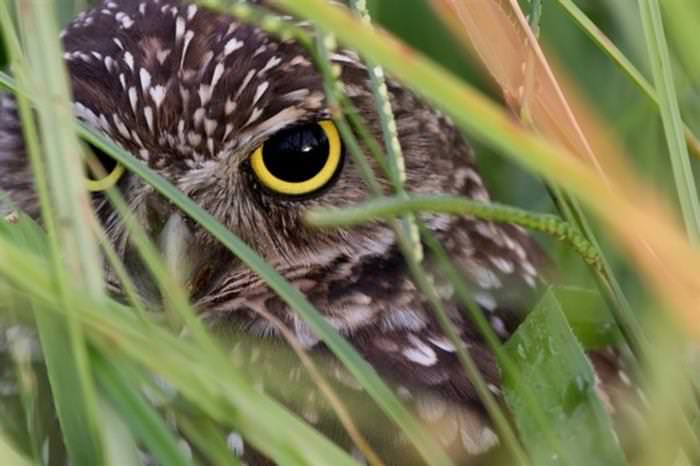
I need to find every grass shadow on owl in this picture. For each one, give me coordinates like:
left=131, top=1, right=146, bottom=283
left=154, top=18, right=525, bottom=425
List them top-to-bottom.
left=0, top=0, right=578, bottom=464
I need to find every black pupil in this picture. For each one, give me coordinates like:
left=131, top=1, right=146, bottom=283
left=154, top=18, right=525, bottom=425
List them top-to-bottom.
left=262, top=123, right=330, bottom=183
left=85, top=143, right=118, bottom=180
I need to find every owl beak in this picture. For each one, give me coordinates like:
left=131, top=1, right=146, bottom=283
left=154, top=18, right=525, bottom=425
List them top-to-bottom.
left=158, top=212, right=198, bottom=288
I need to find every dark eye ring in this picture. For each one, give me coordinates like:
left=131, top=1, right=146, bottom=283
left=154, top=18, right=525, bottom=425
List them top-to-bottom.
left=249, top=120, right=342, bottom=196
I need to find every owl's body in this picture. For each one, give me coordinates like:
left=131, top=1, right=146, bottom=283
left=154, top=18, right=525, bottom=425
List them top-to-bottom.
left=0, top=1, right=627, bottom=464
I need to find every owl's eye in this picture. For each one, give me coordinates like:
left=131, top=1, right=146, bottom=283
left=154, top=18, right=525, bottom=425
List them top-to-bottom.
left=250, top=120, right=343, bottom=196
left=84, top=143, right=125, bottom=192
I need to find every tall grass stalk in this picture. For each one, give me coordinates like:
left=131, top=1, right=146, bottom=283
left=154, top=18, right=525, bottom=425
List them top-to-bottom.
left=555, top=0, right=700, bottom=160
left=638, top=0, right=700, bottom=245
left=3, top=2, right=105, bottom=464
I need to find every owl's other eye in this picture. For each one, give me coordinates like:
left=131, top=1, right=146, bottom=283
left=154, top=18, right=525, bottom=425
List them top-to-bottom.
left=250, top=120, right=342, bottom=196
left=84, top=143, right=125, bottom=192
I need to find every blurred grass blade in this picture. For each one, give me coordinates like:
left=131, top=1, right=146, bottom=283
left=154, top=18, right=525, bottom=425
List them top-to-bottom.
left=6, top=0, right=106, bottom=464
left=16, top=0, right=104, bottom=295
left=429, top=0, right=607, bottom=178
left=554, top=0, right=700, bottom=160
left=638, top=0, right=700, bottom=245
left=664, top=0, right=700, bottom=86
left=0, top=213, right=102, bottom=466
left=503, top=288, right=626, bottom=466
left=8, top=314, right=44, bottom=464
left=93, top=355, right=193, bottom=466
left=99, top=400, right=144, bottom=466
left=176, top=415, right=243, bottom=466
left=0, top=434, right=33, bottom=466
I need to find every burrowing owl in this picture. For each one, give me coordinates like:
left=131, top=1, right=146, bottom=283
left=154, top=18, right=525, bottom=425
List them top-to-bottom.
left=0, top=0, right=628, bottom=464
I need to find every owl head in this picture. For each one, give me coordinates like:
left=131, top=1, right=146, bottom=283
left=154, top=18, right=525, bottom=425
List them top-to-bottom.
left=0, top=0, right=541, bottom=340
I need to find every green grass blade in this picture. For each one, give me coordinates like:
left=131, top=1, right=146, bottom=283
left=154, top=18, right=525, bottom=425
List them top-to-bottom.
left=540, top=0, right=700, bottom=160
left=555, top=0, right=653, bottom=101
left=638, top=0, right=700, bottom=244
left=657, top=0, right=700, bottom=86
left=5, top=1, right=106, bottom=464
left=307, top=194, right=601, bottom=269
left=0, top=213, right=102, bottom=466
left=552, top=287, right=621, bottom=349
left=503, top=288, right=626, bottom=466
left=93, top=355, right=193, bottom=466
left=99, top=400, right=144, bottom=466
left=175, top=415, right=242, bottom=466
left=0, top=434, right=34, bottom=466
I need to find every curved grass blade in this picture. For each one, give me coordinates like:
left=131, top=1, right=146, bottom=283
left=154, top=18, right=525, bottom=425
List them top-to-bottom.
left=306, top=194, right=602, bottom=270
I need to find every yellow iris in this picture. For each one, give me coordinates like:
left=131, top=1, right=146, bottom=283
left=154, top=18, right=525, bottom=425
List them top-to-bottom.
left=250, top=120, right=342, bottom=195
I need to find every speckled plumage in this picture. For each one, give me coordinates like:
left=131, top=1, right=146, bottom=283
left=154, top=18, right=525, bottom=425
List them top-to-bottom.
left=0, top=1, right=629, bottom=464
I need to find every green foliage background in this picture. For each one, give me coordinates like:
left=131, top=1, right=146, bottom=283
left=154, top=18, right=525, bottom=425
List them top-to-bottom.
left=371, top=0, right=700, bottom=306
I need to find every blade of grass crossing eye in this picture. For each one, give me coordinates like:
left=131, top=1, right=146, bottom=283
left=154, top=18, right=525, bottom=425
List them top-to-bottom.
left=638, top=0, right=700, bottom=245
left=310, top=27, right=470, bottom=466
left=308, top=33, right=466, bottom=465
left=503, top=288, right=627, bottom=466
